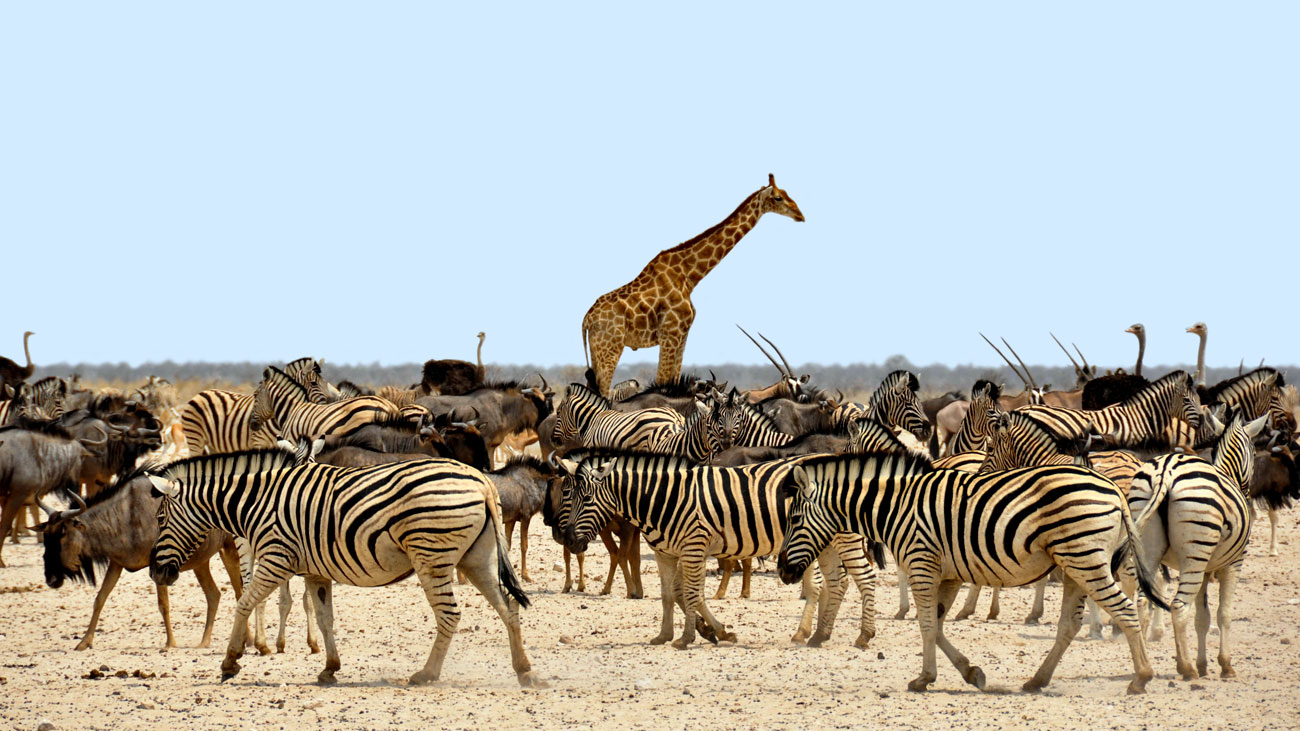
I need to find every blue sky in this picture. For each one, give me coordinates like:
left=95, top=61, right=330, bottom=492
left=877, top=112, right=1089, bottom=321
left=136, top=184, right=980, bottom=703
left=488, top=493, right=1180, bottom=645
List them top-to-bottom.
left=3, top=3, right=1295, bottom=375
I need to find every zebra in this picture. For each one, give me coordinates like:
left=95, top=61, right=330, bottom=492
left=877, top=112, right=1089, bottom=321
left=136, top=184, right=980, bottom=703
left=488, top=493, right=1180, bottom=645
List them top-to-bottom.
left=281, top=357, right=332, bottom=405
left=181, top=361, right=332, bottom=456
left=251, top=367, right=400, bottom=444
left=1200, top=367, right=1292, bottom=440
left=863, top=370, right=932, bottom=443
left=1017, top=370, right=1202, bottom=448
left=947, top=379, right=1001, bottom=456
left=551, top=382, right=685, bottom=452
left=646, top=399, right=728, bottom=462
left=1127, top=411, right=1267, bottom=680
left=146, top=447, right=540, bottom=687
left=559, top=451, right=883, bottom=650
left=776, top=451, right=1167, bottom=694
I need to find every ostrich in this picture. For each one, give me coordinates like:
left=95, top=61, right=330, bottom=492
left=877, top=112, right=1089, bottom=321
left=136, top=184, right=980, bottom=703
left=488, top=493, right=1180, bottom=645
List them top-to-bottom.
left=1187, top=322, right=1207, bottom=388
left=1080, top=324, right=1149, bottom=409
left=0, top=331, right=34, bottom=387
left=476, top=331, right=487, bottom=383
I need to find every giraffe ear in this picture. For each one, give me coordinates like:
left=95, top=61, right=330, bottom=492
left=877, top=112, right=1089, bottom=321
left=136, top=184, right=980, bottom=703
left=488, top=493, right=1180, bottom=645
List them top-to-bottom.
left=768, top=173, right=775, bottom=188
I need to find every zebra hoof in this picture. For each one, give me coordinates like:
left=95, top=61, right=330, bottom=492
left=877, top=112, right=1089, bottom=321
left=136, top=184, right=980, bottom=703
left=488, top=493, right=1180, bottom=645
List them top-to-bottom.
left=893, top=610, right=909, bottom=620
left=952, top=610, right=973, bottom=622
left=1024, top=618, right=1040, bottom=626
left=718, top=631, right=737, bottom=644
left=649, top=633, right=671, bottom=645
left=806, top=633, right=828, bottom=648
left=853, top=633, right=872, bottom=650
left=670, top=638, right=690, bottom=651
left=275, top=641, right=285, bottom=654
left=308, top=642, right=321, bottom=654
left=1220, top=665, right=1236, bottom=679
left=964, top=666, right=986, bottom=690
left=317, top=670, right=337, bottom=685
left=408, top=670, right=436, bottom=686
left=517, top=671, right=548, bottom=688
left=906, top=676, right=933, bottom=692
left=1022, top=678, right=1045, bottom=693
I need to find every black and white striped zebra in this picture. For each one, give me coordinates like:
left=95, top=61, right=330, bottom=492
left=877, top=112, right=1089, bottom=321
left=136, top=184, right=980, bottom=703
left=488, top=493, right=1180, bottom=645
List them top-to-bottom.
left=282, top=357, right=332, bottom=405
left=181, top=362, right=331, bottom=456
left=251, top=367, right=400, bottom=443
left=1200, top=367, right=1292, bottom=440
left=864, top=370, right=932, bottom=443
left=1018, top=370, right=1201, bottom=448
left=947, top=380, right=1001, bottom=456
left=551, top=382, right=685, bottom=452
left=1127, top=411, right=1266, bottom=680
left=146, top=447, right=540, bottom=686
left=559, top=451, right=881, bottom=650
left=776, top=451, right=1166, bottom=694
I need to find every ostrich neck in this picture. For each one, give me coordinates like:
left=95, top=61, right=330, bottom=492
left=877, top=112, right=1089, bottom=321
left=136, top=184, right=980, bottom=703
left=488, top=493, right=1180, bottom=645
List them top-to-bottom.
left=22, top=333, right=31, bottom=369
left=1134, top=334, right=1145, bottom=377
left=1195, top=334, right=1206, bottom=387
left=477, top=339, right=484, bottom=370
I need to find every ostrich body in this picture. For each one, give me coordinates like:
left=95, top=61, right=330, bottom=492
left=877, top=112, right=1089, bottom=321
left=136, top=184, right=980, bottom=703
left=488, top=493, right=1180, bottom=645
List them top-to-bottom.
left=0, top=331, right=34, bottom=387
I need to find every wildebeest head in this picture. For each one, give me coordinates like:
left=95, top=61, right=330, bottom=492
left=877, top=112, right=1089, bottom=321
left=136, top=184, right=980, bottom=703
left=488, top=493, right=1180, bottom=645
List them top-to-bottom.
left=36, top=491, right=95, bottom=589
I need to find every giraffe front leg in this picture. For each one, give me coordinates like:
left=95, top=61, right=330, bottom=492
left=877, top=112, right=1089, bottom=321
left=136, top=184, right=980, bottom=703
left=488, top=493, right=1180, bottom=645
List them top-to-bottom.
left=654, top=309, right=692, bottom=386
left=589, top=335, right=624, bottom=398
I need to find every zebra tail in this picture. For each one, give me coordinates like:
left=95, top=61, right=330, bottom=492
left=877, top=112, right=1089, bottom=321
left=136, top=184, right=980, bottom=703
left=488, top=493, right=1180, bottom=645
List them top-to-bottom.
left=581, top=321, right=591, bottom=370
left=483, top=484, right=531, bottom=609
left=1116, top=502, right=1170, bottom=612
left=868, top=540, right=887, bottom=569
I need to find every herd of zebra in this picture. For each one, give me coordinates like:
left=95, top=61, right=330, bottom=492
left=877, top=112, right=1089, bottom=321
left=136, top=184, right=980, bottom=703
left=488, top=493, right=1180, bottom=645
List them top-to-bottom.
left=1, top=344, right=1298, bottom=696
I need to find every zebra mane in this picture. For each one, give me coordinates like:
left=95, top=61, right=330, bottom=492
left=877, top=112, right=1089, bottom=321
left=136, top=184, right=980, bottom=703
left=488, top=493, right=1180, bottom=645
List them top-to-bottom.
left=263, top=366, right=308, bottom=399
left=1202, top=367, right=1282, bottom=405
left=1117, top=370, right=1192, bottom=407
left=972, top=378, right=1002, bottom=402
left=564, top=382, right=613, bottom=409
left=732, top=398, right=782, bottom=432
left=999, top=411, right=1090, bottom=456
left=848, top=418, right=911, bottom=452
left=156, top=447, right=301, bottom=483
left=792, top=449, right=936, bottom=479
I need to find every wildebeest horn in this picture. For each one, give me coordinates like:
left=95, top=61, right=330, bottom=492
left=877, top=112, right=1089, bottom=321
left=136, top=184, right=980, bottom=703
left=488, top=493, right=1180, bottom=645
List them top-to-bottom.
left=737, top=324, right=789, bottom=378
left=759, top=332, right=796, bottom=380
left=708, top=369, right=717, bottom=384
left=536, top=373, right=549, bottom=393
left=836, top=389, right=845, bottom=403
left=81, top=424, right=108, bottom=446
left=65, top=488, right=88, bottom=515
left=37, top=495, right=61, bottom=517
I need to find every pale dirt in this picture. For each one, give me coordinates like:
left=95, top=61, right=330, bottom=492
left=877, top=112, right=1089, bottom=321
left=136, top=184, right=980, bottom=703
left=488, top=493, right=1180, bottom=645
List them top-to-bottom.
left=2, top=511, right=1298, bottom=730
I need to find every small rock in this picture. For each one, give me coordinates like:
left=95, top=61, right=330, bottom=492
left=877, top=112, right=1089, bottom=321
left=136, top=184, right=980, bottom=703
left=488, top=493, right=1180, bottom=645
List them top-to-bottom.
left=552, top=561, right=564, bottom=572
left=1289, top=598, right=1299, bottom=606
left=558, top=635, right=574, bottom=645
left=1281, top=638, right=1291, bottom=645
left=877, top=652, right=885, bottom=660
left=98, top=665, right=111, bottom=672
left=115, top=670, right=129, bottom=678
left=634, top=678, right=655, bottom=691
left=1168, top=681, right=1177, bottom=687
left=1190, top=683, right=1205, bottom=691
left=682, top=689, right=693, bottom=697
left=877, top=691, right=890, bottom=699
left=137, top=701, right=157, bottom=710
left=37, top=721, right=55, bottom=731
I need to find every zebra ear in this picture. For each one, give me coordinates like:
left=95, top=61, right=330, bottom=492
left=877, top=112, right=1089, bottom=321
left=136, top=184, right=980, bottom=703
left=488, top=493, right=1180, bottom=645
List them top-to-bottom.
left=1244, top=414, right=1270, bottom=439
left=311, top=438, right=325, bottom=458
left=590, top=460, right=616, bottom=481
left=148, top=475, right=179, bottom=498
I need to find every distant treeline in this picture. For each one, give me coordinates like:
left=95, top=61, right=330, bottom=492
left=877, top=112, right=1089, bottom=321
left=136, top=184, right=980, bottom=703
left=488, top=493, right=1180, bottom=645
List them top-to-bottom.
left=29, top=357, right=1282, bottom=397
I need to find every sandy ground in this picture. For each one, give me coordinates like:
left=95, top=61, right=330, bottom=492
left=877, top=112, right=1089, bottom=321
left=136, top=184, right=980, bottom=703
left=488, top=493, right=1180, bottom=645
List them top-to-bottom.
left=1, top=510, right=1298, bottom=730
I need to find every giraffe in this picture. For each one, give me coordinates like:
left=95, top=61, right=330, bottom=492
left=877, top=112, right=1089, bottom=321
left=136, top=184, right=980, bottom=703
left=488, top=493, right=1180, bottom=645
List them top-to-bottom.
left=581, top=174, right=805, bottom=396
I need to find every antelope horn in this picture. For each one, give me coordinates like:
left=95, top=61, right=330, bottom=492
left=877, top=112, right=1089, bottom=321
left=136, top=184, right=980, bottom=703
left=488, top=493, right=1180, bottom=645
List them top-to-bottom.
left=736, top=324, right=789, bottom=377
left=758, top=332, right=797, bottom=380
left=979, top=333, right=1030, bottom=389
left=1051, top=333, right=1083, bottom=373
left=1001, top=337, right=1038, bottom=391
left=1072, top=343, right=1092, bottom=373
left=1239, top=358, right=1244, bottom=376
left=709, top=369, right=717, bottom=384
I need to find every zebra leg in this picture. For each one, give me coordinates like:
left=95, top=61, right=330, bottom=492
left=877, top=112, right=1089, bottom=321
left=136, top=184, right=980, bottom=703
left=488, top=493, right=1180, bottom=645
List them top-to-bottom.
left=453, top=523, right=542, bottom=688
left=829, top=536, right=876, bottom=649
left=239, top=541, right=272, bottom=655
left=808, top=550, right=848, bottom=648
left=650, top=552, right=678, bottom=645
left=671, top=552, right=708, bottom=650
left=713, top=558, right=733, bottom=600
left=193, top=560, right=221, bottom=649
left=221, top=560, right=292, bottom=681
left=1065, top=561, right=1154, bottom=695
left=1170, top=561, right=1210, bottom=680
left=76, top=562, right=123, bottom=651
left=894, top=563, right=910, bottom=620
left=410, top=564, right=460, bottom=685
left=792, top=565, right=822, bottom=643
left=1215, top=565, right=1240, bottom=677
left=906, top=566, right=944, bottom=692
left=1025, top=574, right=1050, bottom=624
left=1024, top=575, right=1087, bottom=692
left=303, top=578, right=340, bottom=684
left=932, top=579, right=985, bottom=690
left=1193, top=579, right=1211, bottom=679
left=275, top=581, right=293, bottom=653
left=156, top=583, right=177, bottom=650
left=302, top=583, right=320, bottom=654
left=953, top=585, right=981, bottom=621
left=987, top=587, right=1001, bottom=621
left=1085, top=599, right=1104, bottom=640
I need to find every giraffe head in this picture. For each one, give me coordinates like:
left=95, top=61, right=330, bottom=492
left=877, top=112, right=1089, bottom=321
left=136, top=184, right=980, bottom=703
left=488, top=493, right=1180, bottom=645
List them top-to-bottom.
left=762, top=173, right=805, bottom=222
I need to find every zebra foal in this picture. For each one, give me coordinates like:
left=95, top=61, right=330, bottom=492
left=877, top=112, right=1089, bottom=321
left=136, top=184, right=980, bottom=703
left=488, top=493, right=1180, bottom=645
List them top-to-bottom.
left=147, top=448, right=540, bottom=687
left=777, top=452, right=1167, bottom=694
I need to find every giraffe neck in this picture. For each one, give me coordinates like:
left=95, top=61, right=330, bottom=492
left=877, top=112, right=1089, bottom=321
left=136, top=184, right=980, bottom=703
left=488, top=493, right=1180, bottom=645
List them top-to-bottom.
left=653, top=190, right=766, bottom=291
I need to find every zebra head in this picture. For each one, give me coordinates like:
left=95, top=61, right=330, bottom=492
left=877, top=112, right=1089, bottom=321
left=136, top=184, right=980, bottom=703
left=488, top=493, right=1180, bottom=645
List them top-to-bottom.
left=868, top=371, right=931, bottom=443
left=551, top=384, right=605, bottom=448
left=979, top=411, right=1086, bottom=473
left=1211, top=411, right=1270, bottom=490
left=845, top=418, right=911, bottom=455
left=562, top=457, right=618, bottom=553
left=776, top=465, right=838, bottom=585
left=146, top=473, right=204, bottom=588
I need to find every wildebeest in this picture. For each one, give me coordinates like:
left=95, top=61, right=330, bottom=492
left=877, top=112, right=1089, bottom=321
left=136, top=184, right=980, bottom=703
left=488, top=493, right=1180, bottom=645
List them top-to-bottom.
left=0, top=419, right=107, bottom=566
left=486, top=456, right=555, bottom=582
left=37, top=468, right=242, bottom=650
